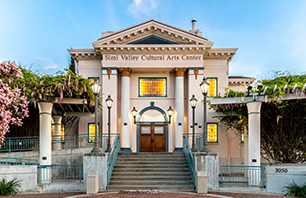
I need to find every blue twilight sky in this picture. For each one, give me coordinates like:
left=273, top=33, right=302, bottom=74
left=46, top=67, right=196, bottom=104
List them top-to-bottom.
left=0, top=0, right=305, bottom=79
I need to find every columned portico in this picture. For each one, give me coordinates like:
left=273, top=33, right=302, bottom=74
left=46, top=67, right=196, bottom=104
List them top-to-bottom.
left=119, top=68, right=132, bottom=152
left=174, top=68, right=186, bottom=152
left=246, top=101, right=262, bottom=166
left=52, top=115, right=62, bottom=150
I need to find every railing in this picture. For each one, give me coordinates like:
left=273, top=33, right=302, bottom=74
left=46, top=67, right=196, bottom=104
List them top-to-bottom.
left=0, top=133, right=117, bottom=152
left=107, top=133, right=120, bottom=192
left=183, top=133, right=195, bottom=193
left=184, top=133, right=204, bottom=151
left=0, top=136, right=39, bottom=152
left=0, top=157, right=38, bottom=165
left=38, top=164, right=82, bottom=183
left=220, top=165, right=264, bottom=188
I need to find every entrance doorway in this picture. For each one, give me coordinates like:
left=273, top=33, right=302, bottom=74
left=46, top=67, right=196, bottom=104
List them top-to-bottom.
left=140, top=123, right=165, bottom=152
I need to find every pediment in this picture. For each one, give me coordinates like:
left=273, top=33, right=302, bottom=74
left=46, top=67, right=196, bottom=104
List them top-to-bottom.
left=92, top=19, right=214, bottom=48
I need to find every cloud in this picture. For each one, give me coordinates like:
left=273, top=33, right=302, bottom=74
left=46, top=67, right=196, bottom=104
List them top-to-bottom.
left=128, top=0, right=157, bottom=17
left=35, top=56, right=59, bottom=70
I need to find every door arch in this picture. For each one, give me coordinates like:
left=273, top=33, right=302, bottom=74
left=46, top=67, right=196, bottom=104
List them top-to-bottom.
left=136, top=102, right=169, bottom=152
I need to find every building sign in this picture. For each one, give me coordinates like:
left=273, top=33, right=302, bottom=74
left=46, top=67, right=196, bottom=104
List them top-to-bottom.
left=103, top=54, right=203, bottom=61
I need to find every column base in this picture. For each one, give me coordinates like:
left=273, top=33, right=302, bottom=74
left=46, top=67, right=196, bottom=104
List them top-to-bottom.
left=120, top=148, right=132, bottom=152
left=173, top=148, right=183, bottom=152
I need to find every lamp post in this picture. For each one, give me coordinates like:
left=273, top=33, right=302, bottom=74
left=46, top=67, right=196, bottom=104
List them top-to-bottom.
left=199, top=77, right=211, bottom=153
left=91, top=79, right=102, bottom=153
left=105, top=95, right=113, bottom=152
left=190, top=95, right=197, bottom=152
left=167, top=106, right=173, bottom=124
left=131, top=107, right=137, bottom=124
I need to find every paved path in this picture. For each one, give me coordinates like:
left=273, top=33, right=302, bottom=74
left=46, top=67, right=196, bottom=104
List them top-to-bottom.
left=0, top=191, right=294, bottom=198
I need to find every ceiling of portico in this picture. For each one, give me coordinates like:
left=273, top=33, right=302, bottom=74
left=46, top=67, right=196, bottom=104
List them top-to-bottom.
left=92, top=19, right=214, bottom=48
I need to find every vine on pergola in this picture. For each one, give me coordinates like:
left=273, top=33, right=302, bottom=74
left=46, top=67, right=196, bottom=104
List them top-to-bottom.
left=1, top=60, right=99, bottom=145
left=210, top=72, right=306, bottom=163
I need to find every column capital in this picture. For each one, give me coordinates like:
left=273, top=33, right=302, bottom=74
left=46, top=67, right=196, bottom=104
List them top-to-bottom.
left=119, top=68, right=132, bottom=77
left=174, top=68, right=187, bottom=77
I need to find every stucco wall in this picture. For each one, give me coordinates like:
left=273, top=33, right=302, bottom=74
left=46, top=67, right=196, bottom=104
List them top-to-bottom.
left=266, top=164, right=306, bottom=194
left=0, top=165, right=37, bottom=192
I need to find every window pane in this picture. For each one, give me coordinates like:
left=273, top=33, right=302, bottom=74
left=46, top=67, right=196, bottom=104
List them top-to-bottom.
left=139, top=78, right=166, bottom=97
left=207, top=78, right=217, bottom=97
left=88, top=123, right=99, bottom=143
left=207, top=123, right=218, bottom=142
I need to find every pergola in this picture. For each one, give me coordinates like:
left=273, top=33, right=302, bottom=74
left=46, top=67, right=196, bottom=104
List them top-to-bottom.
left=209, top=94, right=306, bottom=167
left=38, top=96, right=94, bottom=182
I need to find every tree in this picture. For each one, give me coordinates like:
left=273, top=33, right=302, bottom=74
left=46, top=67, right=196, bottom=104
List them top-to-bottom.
left=69, top=56, right=76, bottom=74
left=0, top=61, right=29, bottom=147
left=211, top=72, right=306, bottom=163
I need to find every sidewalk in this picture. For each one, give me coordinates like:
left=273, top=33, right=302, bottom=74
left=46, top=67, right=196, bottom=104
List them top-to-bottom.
left=0, top=190, right=294, bottom=198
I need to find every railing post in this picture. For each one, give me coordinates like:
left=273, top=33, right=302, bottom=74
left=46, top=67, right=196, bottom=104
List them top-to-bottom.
left=8, top=138, right=11, bottom=153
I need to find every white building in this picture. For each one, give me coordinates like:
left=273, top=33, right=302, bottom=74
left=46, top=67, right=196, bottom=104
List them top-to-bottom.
left=68, top=19, right=254, bottom=165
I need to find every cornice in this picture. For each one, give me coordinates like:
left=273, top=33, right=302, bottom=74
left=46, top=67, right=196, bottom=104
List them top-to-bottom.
left=92, top=20, right=214, bottom=47
left=96, top=45, right=209, bottom=54
left=203, top=48, right=238, bottom=60
left=68, top=49, right=102, bottom=60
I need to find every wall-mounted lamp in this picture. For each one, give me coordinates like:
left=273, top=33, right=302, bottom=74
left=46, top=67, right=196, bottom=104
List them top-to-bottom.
left=167, top=106, right=173, bottom=124
left=131, top=107, right=137, bottom=124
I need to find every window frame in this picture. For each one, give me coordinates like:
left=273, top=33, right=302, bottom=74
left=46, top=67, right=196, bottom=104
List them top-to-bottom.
left=138, top=77, right=167, bottom=97
left=207, top=77, right=218, bottom=97
left=88, top=122, right=100, bottom=143
left=207, top=122, right=218, bottom=143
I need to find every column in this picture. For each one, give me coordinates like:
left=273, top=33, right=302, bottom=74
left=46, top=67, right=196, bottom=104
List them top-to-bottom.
left=119, top=68, right=132, bottom=152
left=174, top=68, right=186, bottom=152
left=246, top=101, right=262, bottom=166
left=246, top=101, right=262, bottom=186
left=38, top=102, right=53, bottom=183
left=52, top=115, right=62, bottom=150
left=243, top=124, right=249, bottom=166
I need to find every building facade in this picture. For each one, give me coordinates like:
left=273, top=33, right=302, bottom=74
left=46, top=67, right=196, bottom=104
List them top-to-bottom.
left=68, top=19, right=254, bottom=165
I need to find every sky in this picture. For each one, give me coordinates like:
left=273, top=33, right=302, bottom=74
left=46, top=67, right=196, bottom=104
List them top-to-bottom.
left=0, top=0, right=305, bottom=79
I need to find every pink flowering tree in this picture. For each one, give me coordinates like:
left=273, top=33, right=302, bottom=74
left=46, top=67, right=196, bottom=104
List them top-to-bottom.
left=0, top=61, right=29, bottom=147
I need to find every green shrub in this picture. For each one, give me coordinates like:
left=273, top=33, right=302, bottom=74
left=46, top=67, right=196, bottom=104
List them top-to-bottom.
left=0, top=178, right=22, bottom=196
left=284, top=180, right=306, bottom=197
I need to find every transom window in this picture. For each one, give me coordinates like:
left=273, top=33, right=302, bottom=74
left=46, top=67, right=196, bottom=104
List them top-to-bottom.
left=139, top=78, right=167, bottom=97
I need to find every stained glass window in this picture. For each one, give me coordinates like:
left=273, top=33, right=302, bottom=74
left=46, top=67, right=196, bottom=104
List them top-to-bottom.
left=139, top=78, right=167, bottom=97
left=207, top=78, right=217, bottom=97
left=51, top=123, right=65, bottom=140
left=88, top=123, right=99, bottom=143
left=207, top=123, right=218, bottom=143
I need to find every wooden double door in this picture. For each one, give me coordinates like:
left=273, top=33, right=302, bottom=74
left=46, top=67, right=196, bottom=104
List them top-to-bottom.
left=140, top=123, right=165, bottom=152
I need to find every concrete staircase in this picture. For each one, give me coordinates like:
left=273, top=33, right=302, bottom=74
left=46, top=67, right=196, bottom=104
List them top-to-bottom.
left=108, top=152, right=193, bottom=191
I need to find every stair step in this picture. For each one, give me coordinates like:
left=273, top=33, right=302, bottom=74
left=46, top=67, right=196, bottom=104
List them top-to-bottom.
left=114, top=164, right=188, bottom=168
left=113, top=167, right=189, bottom=172
left=111, top=172, right=191, bottom=176
left=110, top=176, right=191, bottom=181
left=109, top=180, right=193, bottom=185
left=108, top=185, right=193, bottom=191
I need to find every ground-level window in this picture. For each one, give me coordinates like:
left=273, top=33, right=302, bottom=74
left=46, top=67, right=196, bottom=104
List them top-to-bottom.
left=139, top=77, right=167, bottom=97
left=207, top=78, right=218, bottom=97
left=51, top=123, right=65, bottom=140
left=88, top=123, right=99, bottom=143
left=207, top=123, right=218, bottom=143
